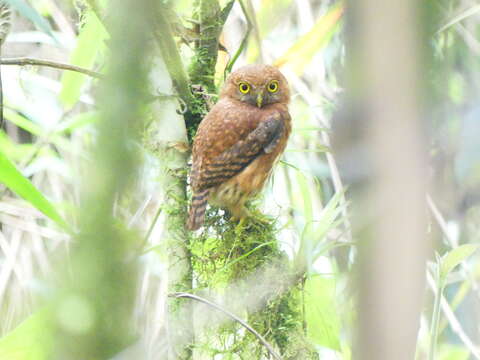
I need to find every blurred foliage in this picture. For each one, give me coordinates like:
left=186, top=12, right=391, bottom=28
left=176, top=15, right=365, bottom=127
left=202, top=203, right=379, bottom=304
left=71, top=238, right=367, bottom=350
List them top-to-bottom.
left=59, top=10, right=107, bottom=109
left=0, top=151, right=66, bottom=228
left=0, top=310, right=52, bottom=360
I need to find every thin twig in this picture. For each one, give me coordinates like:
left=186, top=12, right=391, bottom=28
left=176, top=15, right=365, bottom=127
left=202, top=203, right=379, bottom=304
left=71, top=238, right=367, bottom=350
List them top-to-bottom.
left=225, top=0, right=252, bottom=76
left=245, top=0, right=264, bottom=63
left=153, top=9, right=193, bottom=107
left=0, top=57, right=103, bottom=79
left=286, top=72, right=353, bottom=244
left=128, top=195, right=153, bottom=229
left=137, top=203, right=163, bottom=254
left=428, top=265, right=442, bottom=360
left=426, top=271, right=480, bottom=359
left=170, top=292, right=282, bottom=360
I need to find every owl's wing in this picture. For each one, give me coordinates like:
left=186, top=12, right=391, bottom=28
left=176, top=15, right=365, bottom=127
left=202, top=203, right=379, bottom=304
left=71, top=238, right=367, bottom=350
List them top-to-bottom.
left=197, top=112, right=285, bottom=191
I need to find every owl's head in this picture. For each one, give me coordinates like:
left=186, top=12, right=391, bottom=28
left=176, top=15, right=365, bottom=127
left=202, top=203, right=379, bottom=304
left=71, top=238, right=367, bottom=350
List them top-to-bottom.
left=221, top=65, right=290, bottom=108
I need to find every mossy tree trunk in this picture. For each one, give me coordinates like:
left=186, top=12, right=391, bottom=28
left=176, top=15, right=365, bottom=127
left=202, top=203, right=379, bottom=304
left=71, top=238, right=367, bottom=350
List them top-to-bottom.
left=185, top=0, right=235, bottom=139
left=157, top=1, right=316, bottom=358
left=152, top=4, right=194, bottom=360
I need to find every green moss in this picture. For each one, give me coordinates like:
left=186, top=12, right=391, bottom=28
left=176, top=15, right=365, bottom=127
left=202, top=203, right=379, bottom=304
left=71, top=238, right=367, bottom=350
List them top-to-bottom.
left=185, top=0, right=229, bottom=139
left=176, top=1, right=315, bottom=357
left=184, top=91, right=209, bottom=141
left=188, top=206, right=317, bottom=358
left=245, top=287, right=318, bottom=359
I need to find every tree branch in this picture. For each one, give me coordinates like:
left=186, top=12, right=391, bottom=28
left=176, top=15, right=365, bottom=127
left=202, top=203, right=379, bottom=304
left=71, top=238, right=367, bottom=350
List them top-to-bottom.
left=190, top=0, right=236, bottom=92
left=225, top=0, right=252, bottom=75
left=154, top=5, right=194, bottom=107
left=0, top=57, right=103, bottom=79
left=170, top=292, right=282, bottom=360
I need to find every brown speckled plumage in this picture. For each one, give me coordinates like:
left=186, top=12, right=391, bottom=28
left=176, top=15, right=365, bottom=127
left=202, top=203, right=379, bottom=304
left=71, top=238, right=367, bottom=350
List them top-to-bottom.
left=187, top=65, right=292, bottom=230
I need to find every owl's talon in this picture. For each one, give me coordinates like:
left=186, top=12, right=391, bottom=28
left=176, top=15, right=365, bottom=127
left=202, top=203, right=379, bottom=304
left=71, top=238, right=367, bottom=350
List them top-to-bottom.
left=247, top=209, right=271, bottom=225
left=233, top=210, right=272, bottom=234
left=234, top=217, right=247, bottom=235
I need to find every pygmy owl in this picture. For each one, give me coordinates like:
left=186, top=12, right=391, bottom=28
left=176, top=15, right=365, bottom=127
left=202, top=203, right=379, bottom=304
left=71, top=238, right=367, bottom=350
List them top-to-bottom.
left=187, top=64, right=291, bottom=230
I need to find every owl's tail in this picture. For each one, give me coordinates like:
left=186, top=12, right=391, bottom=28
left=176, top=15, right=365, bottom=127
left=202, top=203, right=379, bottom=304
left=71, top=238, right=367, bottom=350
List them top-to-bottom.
left=187, top=189, right=210, bottom=231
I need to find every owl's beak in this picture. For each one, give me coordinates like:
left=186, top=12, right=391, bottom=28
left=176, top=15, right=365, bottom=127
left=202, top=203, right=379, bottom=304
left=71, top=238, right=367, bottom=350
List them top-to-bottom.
left=256, top=93, right=263, bottom=108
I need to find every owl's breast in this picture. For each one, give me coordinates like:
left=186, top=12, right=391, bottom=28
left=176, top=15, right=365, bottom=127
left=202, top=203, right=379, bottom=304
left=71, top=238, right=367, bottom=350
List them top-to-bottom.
left=209, top=122, right=289, bottom=209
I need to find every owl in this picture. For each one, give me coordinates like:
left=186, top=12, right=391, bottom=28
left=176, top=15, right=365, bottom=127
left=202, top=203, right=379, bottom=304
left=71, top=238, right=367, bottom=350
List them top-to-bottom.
left=187, top=64, right=291, bottom=230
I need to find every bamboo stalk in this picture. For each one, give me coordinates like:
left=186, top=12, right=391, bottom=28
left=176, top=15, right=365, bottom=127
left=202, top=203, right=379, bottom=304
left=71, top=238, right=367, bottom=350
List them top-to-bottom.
left=51, top=0, right=156, bottom=357
left=347, top=0, right=430, bottom=359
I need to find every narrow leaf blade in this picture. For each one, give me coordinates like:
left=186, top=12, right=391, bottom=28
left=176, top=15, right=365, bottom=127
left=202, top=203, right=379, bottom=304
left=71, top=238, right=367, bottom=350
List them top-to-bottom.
left=3, top=0, right=54, bottom=37
left=274, top=3, right=344, bottom=74
left=60, top=11, right=107, bottom=109
left=0, top=151, right=68, bottom=230
left=440, top=244, right=479, bottom=280
left=304, top=276, right=341, bottom=350
left=0, top=310, right=53, bottom=360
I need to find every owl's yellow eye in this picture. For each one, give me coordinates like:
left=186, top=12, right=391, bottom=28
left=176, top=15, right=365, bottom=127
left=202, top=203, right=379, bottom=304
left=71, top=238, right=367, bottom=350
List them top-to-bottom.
left=267, top=80, right=279, bottom=93
left=239, top=82, right=251, bottom=94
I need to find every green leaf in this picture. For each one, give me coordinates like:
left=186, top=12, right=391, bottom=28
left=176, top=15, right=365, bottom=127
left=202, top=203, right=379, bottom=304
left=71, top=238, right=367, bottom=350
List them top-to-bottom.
left=3, top=0, right=55, bottom=38
left=246, top=0, right=293, bottom=62
left=273, top=2, right=344, bottom=75
left=60, top=11, right=107, bottom=109
left=4, top=108, right=43, bottom=136
left=55, top=111, right=99, bottom=134
left=0, top=131, right=34, bottom=161
left=0, top=151, right=69, bottom=230
left=296, top=171, right=313, bottom=224
left=295, top=179, right=345, bottom=270
left=303, top=190, right=345, bottom=265
left=313, top=191, right=344, bottom=245
left=440, top=244, right=479, bottom=281
left=304, top=276, right=341, bottom=350
left=0, top=310, right=53, bottom=360
left=439, top=344, right=470, bottom=360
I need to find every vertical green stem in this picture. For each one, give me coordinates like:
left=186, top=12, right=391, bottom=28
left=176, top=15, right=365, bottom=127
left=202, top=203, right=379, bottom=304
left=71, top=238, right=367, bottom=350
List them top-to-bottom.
left=51, top=0, right=156, bottom=357
left=186, top=0, right=236, bottom=138
left=189, top=0, right=221, bottom=93
left=154, top=4, right=193, bottom=108
left=150, top=6, right=193, bottom=360
left=429, top=271, right=443, bottom=360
